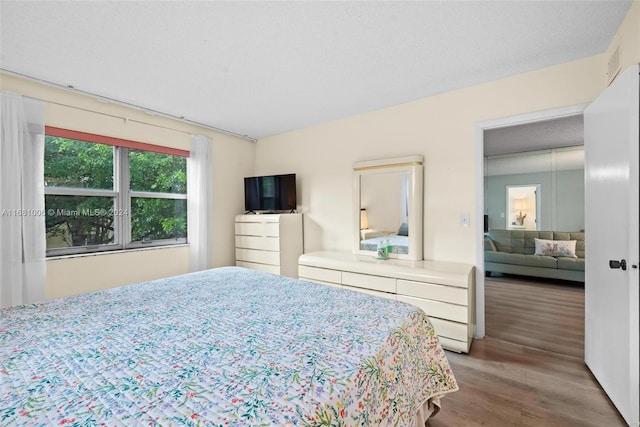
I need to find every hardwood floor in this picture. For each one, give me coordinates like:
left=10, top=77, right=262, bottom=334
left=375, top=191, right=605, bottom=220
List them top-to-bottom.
left=428, top=274, right=626, bottom=426
left=485, top=275, right=585, bottom=359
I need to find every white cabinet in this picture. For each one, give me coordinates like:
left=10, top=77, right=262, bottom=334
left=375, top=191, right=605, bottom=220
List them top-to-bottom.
left=235, top=214, right=303, bottom=278
left=298, top=251, right=475, bottom=353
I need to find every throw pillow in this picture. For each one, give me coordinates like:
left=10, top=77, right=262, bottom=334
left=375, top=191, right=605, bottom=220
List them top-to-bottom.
left=534, top=238, right=577, bottom=258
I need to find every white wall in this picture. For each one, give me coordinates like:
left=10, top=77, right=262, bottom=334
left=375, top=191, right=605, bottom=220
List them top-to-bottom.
left=605, top=0, right=640, bottom=78
left=255, top=54, right=606, bottom=264
left=1, top=73, right=256, bottom=299
left=211, top=131, right=256, bottom=268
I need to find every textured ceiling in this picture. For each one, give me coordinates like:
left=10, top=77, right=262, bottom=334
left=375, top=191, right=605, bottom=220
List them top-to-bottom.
left=0, top=1, right=632, bottom=140
left=484, top=115, right=584, bottom=156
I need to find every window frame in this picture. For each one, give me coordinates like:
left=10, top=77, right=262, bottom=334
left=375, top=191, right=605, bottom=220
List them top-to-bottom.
left=44, top=127, right=189, bottom=257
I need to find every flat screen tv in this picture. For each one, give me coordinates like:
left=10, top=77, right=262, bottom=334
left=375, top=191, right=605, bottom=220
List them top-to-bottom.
left=244, top=173, right=297, bottom=213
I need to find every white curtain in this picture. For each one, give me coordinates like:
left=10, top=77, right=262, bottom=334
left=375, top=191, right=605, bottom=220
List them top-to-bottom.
left=0, top=92, right=46, bottom=308
left=187, top=134, right=212, bottom=272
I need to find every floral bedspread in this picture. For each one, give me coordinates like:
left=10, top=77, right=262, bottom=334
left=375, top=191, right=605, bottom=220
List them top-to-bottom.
left=360, top=234, right=409, bottom=254
left=1, top=266, right=457, bottom=426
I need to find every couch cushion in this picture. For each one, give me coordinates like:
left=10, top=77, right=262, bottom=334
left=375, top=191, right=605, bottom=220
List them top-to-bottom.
left=488, top=229, right=553, bottom=255
left=554, top=231, right=585, bottom=258
left=484, top=236, right=497, bottom=252
left=485, top=251, right=558, bottom=268
left=557, top=257, right=585, bottom=271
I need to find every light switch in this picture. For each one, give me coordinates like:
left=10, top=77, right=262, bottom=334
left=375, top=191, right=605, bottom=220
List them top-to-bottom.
left=500, top=212, right=505, bottom=218
left=460, top=213, right=470, bottom=227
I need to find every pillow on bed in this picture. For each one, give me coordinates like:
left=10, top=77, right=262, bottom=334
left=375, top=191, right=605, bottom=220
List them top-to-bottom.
left=397, top=222, right=409, bottom=236
left=534, top=238, right=577, bottom=258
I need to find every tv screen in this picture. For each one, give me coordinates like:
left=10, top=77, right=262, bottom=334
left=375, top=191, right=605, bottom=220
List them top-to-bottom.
left=244, top=173, right=297, bottom=212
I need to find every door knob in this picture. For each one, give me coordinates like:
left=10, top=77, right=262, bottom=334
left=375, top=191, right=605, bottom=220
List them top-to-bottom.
left=609, top=259, right=627, bottom=271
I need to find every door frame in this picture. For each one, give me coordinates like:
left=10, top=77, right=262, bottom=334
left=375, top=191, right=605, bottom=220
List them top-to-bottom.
left=473, top=103, right=588, bottom=338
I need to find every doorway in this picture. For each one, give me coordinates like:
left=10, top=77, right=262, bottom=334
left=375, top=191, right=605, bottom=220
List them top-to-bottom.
left=474, top=104, right=588, bottom=338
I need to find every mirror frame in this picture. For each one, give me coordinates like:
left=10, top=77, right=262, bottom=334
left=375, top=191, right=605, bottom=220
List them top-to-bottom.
left=353, top=155, right=423, bottom=260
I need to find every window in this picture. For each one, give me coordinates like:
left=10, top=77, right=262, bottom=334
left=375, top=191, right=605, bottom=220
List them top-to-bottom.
left=44, top=127, right=188, bottom=256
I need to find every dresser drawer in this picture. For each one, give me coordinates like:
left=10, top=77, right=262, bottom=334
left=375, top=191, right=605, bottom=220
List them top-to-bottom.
left=235, top=215, right=280, bottom=223
left=235, top=222, right=280, bottom=237
left=235, top=235, right=280, bottom=251
left=235, top=248, right=280, bottom=266
left=236, top=261, right=281, bottom=275
left=298, top=266, right=341, bottom=284
left=341, top=272, right=395, bottom=293
left=397, top=280, right=467, bottom=306
left=343, top=285, right=396, bottom=301
left=396, top=295, right=467, bottom=323
left=428, top=317, right=468, bottom=342
left=437, top=336, right=469, bottom=353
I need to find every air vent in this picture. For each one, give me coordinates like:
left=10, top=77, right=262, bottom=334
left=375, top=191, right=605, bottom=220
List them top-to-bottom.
left=607, top=45, right=621, bottom=85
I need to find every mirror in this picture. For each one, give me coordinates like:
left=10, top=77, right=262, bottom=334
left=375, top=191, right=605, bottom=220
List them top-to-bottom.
left=485, top=146, right=584, bottom=232
left=353, top=155, right=423, bottom=260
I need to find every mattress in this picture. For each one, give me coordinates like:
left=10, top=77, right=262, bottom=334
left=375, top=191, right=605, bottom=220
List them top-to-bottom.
left=0, top=266, right=457, bottom=425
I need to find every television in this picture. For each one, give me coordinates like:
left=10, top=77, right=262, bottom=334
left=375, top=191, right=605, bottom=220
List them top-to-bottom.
left=244, top=173, right=297, bottom=213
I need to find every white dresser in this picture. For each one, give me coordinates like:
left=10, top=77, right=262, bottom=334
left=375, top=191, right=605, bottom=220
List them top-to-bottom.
left=235, top=213, right=303, bottom=278
left=298, top=251, right=475, bottom=353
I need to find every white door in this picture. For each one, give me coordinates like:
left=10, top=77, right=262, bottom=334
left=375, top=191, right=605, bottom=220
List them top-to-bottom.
left=584, top=64, right=639, bottom=426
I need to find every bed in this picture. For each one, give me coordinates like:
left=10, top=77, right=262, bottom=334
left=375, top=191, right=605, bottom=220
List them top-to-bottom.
left=360, top=233, right=410, bottom=254
left=0, top=266, right=457, bottom=426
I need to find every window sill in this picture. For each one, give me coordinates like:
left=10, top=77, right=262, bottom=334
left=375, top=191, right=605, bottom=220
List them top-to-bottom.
left=46, top=244, right=189, bottom=261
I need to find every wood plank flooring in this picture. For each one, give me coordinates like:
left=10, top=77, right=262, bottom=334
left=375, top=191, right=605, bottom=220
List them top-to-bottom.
left=427, top=274, right=626, bottom=426
left=485, top=275, right=585, bottom=359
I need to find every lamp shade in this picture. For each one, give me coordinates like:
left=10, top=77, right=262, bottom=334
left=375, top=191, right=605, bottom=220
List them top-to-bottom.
left=514, top=198, right=528, bottom=211
left=360, top=208, right=369, bottom=230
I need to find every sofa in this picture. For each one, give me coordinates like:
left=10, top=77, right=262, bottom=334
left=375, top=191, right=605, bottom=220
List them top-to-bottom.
left=484, top=229, right=585, bottom=282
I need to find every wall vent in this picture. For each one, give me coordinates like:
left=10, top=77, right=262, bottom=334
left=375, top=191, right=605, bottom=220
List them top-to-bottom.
left=607, top=45, right=621, bottom=85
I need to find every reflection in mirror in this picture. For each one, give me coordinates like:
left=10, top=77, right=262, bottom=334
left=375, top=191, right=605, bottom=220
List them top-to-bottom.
left=485, top=146, right=584, bottom=232
left=353, top=155, right=423, bottom=260
left=359, top=171, right=409, bottom=253
left=506, top=185, right=541, bottom=230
